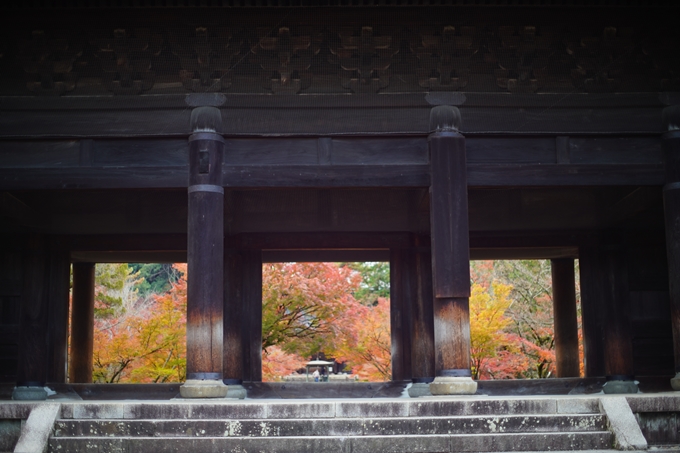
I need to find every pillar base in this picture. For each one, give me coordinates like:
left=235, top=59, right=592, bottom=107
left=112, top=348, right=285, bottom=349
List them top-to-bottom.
left=671, top=373, right=680, bottom=391
left=430, top=376, right=477, bottom=395
left=180, top=379, right=229, bottom=399
left=603, top=379, right=639, bottom=394
left=408, top=382, right=433, bottom=398
left=226, top=384, right=247, bottom=399
left=12, top=386, right=48, bottom=401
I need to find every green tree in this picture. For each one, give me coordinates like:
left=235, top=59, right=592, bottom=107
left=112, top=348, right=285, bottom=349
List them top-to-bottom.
left=343, top=261, right=390, bottom=305
left=94, top=263, right=139, bottom=319
left=129, top=263, right=182, bottom=297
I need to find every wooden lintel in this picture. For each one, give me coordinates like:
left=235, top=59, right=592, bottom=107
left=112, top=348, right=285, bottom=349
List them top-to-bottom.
left=0, top=105, right=665, bottom=137
left=0, top=163, right=664, bottom=191
left=467, top=164, right=664, bottom=187
left=223, top=165, right=430, bottom=188
left=228, top=232, right=413, bottom=250
left=68, top=234, right=187, bottom=252
left=470, top=247, right=579, bottom=260
left=262, top=249, right=390, bottom=263
left=70, top=251, right=187, bottom=263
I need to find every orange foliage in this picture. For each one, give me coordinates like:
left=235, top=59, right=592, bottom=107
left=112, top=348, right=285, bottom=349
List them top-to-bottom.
left=261, top=262, right=392, bottom=382
left=92, top=264, right=187, bottom=383
left=335, top=297, right=392, bottom=381
left=261, top=346, right=307, bottom=381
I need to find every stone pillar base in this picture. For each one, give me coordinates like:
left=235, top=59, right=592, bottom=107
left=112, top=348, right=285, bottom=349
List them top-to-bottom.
left=671, top=373, right=680, bottom=391
left=429, top=376, right=477, bottom=395
left=180, top=379, right=229, bottom=398
left=603, top=379, right=639, bottom=394
left=408, top=382, right=433, bottom=398
left=226, top=384, right=247, bottom=399
left=12, top=386, right=48, bottom=401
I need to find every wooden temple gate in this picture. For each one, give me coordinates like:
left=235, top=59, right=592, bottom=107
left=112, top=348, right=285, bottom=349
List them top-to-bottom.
left=0, top=2, right=678, bottom=398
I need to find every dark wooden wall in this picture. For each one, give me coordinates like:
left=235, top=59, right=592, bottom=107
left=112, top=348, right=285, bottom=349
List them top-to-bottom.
left=0, top=235, right=23, bottom=382
left=627, top=241, right=675, bottom=376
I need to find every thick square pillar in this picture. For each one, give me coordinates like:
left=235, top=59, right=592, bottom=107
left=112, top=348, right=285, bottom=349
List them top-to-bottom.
left=181, top=104, right=228, bottom=398
left=427, top=105, right=476, bottom=396
left=662, top=106, right=680, bottom=391
left=409, top=234, right=436, bottom=397
left=14, top=235, right=68, bottom=399
left=580, top=239, right=636, bottom=393
left=601, top=244, right=636, bottom=393
left=46, top=245, right=71, bottom=384
left=578, top=245, right=606, bottom=378
left=389, top=247, right=414, bottom=382
left=223, top=249, right=244, bottom=383
left=241, top=250, right=263, bottom=383
left=551, top=258, right=580, bottom=377
left=69, top=262, right=95, bottom=384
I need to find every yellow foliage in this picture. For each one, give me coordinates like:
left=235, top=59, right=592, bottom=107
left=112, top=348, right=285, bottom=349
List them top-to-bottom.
left=469, top=282, right=513, bottom=379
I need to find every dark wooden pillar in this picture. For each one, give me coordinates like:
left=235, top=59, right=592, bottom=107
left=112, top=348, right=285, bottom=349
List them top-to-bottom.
left=428, top=105, right=476, bottom=395
left=185, top=106, right=225, bottom=386
left=661, top=106, right=680, bottom=390
left=411, top=234, right=435, bottom=383
left=15, top=235, right=50, bottom=389
left=580, top=241, right=636, bottom=393
left=46, top=243, right=71, bottom=383
left=601, top=244, right=636, bottom=392
left=578, top=245, right=606, bottom=377
left=390, top=247, right=414, bottom=382
left=223, top=249, right=244, bottom=384
left=242, top=250, right=263, bottom=382
left=551, top=258, right=580, bottom=377
left=69, top=262, right=95, bottom=383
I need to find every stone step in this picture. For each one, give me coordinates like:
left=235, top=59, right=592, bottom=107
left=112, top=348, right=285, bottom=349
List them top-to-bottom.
left=60, top=397, right=598, bottom=420
left=53, top=414, right=608, bottom=438
left=48, top=431, right=613, bottom=453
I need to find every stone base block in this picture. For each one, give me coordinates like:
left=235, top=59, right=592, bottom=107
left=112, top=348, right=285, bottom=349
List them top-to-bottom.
left=671, top=373, right=680, bottom=391
left=429, top=377, right=477, bottom=395
left=179, top=379, right=229, bottom=399
left=603, top=380, right=639, bottom=394
left=408, top=383, right=432, bottom=398
left=225, top=384, right=247, bottom=399
left=12, top=386, right=48, bottom=401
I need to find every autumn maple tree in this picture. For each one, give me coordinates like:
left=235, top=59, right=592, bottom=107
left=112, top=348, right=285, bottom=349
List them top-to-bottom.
left=260, top=262, right=392, bottom=381
left=91, top=263, right=187, bottom=383
left=334, top=296, right=392, bottom=381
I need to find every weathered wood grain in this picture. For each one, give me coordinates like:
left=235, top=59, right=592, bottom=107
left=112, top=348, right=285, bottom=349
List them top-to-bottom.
left=433, top=297, right=472, bottom=373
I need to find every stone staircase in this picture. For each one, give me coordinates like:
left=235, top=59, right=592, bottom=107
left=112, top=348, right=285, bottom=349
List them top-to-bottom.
left=47, top=397, right=616, bottom=453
